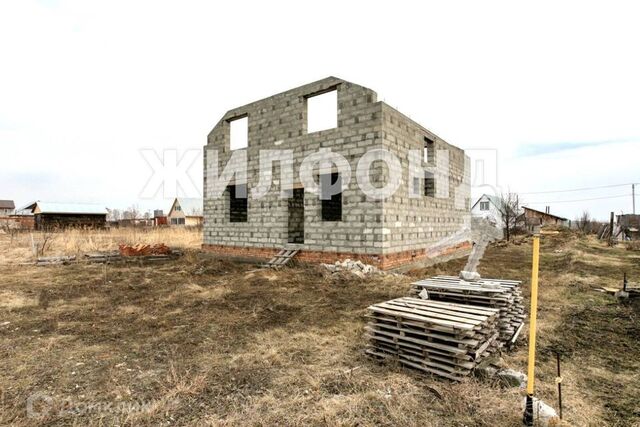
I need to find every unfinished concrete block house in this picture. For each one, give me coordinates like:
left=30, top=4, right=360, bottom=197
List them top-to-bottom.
left=203, top=77, right=470, bottom=269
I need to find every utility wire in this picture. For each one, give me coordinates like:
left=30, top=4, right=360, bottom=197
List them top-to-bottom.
left=519, top=183, right=636, bottom=195
left=524, top=194, right=630, bottom=204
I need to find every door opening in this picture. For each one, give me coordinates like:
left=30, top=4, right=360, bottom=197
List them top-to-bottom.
left=288, top=188, right=304, bottom=244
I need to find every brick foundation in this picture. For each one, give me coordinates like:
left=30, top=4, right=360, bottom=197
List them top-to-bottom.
left=201, top=241, right=471, bottom=270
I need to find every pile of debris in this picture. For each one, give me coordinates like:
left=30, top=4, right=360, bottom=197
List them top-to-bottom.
left=118, top=243, right=172, bottom=257
left=33, top=245, right=182, bottom=267
left=84, top=251, right=121, bottom=263
left=35, top=255, right=76, bottom=266
left=322, top=259, right=380, bottom=277
left=411, top=276, right=525, bottom=347
left=593, top=286, right=640, bottom=300
left=365, top=297, right=500, bottom=381
left=475, top=355, right=528, bottom=387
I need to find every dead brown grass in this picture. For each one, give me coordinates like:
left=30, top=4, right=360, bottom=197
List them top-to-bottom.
left=0, top=227, right=202, bottom=264
left=0, top=229, right=639, bottom=426
left=625, top=241, right=640, bottom=251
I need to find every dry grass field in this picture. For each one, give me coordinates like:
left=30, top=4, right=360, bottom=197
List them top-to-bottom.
left=0, top=227, right=202, bottom=264
left=0, top=228, right=639, bottom=426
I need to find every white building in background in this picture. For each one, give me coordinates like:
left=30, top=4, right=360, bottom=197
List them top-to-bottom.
left=471, top=194, right=504, bottom=228
left=167, top=198, right=203, bottom=226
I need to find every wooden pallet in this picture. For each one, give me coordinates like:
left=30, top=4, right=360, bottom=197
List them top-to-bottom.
left=264, top=249, right=299, bottom=268
left=411, top=276, right=525, bottom=346
left=365, top=297, right=500, bottom=381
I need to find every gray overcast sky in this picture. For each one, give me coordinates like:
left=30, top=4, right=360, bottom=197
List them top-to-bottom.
left=1, top=0, right=638, bottom=220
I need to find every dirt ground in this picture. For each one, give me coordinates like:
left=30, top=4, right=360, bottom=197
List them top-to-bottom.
left=0, top=229, right=639, bottom=426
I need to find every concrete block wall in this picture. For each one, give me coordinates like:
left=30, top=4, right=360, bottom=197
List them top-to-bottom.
left=203, top=77, right=470, bottom=267
left=204, top=77, right=385, bottom=254
left=379, top=104, right=470, bottom=254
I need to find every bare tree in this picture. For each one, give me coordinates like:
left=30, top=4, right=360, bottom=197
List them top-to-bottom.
left=497, top=191, right=522, bottom=242
left=123, top=205, right=140, bottom=220
left=107, top=208, right=122, bottom=222
left=576, top=210, right=592, bottom=233
left=0, top=220, right=19, bottom=245
left=36, top=230, right=53, bottom=257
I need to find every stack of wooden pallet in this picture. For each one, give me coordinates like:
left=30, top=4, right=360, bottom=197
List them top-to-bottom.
left=411, top=276, right=525, bottom=346
left=365, top=297, right=500, bottom=380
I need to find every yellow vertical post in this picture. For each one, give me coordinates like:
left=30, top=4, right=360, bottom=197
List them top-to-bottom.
left=524, top=226, right=541, bottom=425
left=527, top=230, right=540, bottom=393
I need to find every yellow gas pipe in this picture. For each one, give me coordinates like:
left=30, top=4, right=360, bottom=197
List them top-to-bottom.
left=524, top=226, right=540, bottom=425
left=527, top=229, right=540, bottom=394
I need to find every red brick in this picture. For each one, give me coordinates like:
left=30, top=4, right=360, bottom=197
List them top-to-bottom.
left=202, top=241, right=471, bottom=270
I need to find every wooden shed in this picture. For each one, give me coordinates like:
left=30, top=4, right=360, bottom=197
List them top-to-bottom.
left=23, top=201, right=108, bottom=230
left=522, top=207, right=568, bottom=227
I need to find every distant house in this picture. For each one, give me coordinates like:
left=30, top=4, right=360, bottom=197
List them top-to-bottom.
left=471, top=194, right=504, bottom=228
left=167, top=198, right=203, bottom=226
left=0, top=200, right=15, bottom=216
left=22, top=201, right=108, bottom=230
left=522, top=206, right=568, bottom=227
left=616, top=214, right=640, bottom=240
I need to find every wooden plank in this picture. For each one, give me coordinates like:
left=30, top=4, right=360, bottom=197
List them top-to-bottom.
left=265, top=249, right=298, bottom=267
left=413, top=275, right=525, bottom=348
left=432, top=275, right=522, bottom=286
left=423, top=278, right=521, bottom=293
left=412, top=281, right=507, bottom=294
left=412, top=286, right=512, bottom=300
left=411, top=288, right=509, bottom=302
left=365, top=291, right=510, bottom=380
left=395, top=298, right=499, bottom=318
left=407, top=299, right=499, bottom=316
left=381, top=300, right=489, bottom=324
left=369, top=304, right=477, bottom=330
left=368, top=306, right=473, bottom=331
left=366, top=314, right=478, bottom=338
left=366, top=322, right=480, bottom=347
left=510, top=322, right=524, bottom=344
left=364, top=327, right=469, bottom=355
left=473, top=332, right=499, bottom=360
left=367, top=336, right=475, bottom=363
left=369, top=343, right=475, bottom=371
left=369, top=346, right=471, bottom=375
left=367, top=347, right=470, bottom=376
left=366, top=349, right=464, bottom=381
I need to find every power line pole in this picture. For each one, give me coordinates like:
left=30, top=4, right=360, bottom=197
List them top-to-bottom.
left=633, top=184, right=636, bottom=214
left=610, top=211, right=615, bottom=245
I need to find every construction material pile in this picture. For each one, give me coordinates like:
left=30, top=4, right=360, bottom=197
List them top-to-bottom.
left=118, top=243, right=172, bottom=257
left=322, top=259, right=380, bottom=276
left=411, top=275, right=525, bottom=346
left=365, top=297, right=500, bottom=380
